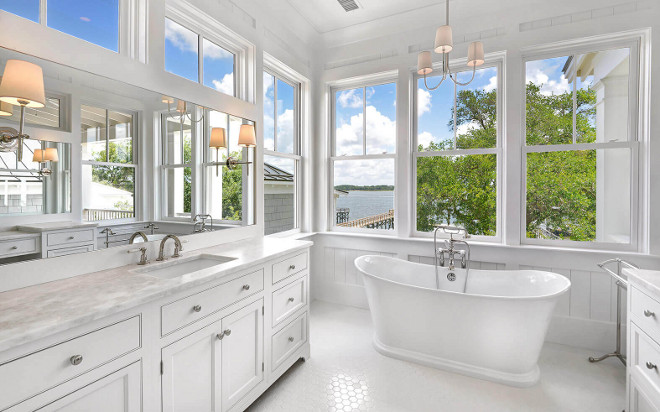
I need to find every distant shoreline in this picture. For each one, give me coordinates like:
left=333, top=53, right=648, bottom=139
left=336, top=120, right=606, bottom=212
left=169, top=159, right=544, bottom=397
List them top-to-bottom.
left=334, top=185, right=394, bottom=192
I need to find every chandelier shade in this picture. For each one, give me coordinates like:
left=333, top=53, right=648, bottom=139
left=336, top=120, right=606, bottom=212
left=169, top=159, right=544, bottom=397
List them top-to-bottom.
left=434, top=25, right=453, bottom=54
left=467, top=41, right=485, bottom=67
left=417, top=51, right=433, bottom=75
left=0, top=60, right=46, bottom=108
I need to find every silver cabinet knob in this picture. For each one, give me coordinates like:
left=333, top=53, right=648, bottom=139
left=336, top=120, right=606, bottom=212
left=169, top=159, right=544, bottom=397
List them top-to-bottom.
left=68, top=236, right=75, bottom=240
left=10, top=246, right=17, bottom=250
left=289, top=264, right=296, bottom=270
left=242, top=284, right=250, bottom=291
left=288, top=297, right=295, bottom=303
left=193, top=305, right=202, bottom=313
left=644, top=310, right=655, bottom=318
left=217, top=329, right=232, bottom=340
left=288, top=336, right=294, bottom=342
left=70, top=355, right=83, bottom=365
left=647, top=361, right=657, bottom=370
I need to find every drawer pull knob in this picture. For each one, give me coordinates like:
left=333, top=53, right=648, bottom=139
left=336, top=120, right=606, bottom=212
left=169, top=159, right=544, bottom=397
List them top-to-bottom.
left=68, top=236, right=75, bottom=240
left=10, top=246, right=17, bottom=250
left=289, top=264, right=296, bottom=270
left=242, top=284, right=250, bottom=291
left=288, top=297, right=295, bottom=303
left=193, top=305, right=202, bottom=313
left=644, top=310, right=656, bottom=318
left=217, top=329, right=232, bottom=340
left=288, top=336, right=294, bottom=342
left=70, top=355, right=83, bottom=366
left=647, top=362, right=657, bottom=370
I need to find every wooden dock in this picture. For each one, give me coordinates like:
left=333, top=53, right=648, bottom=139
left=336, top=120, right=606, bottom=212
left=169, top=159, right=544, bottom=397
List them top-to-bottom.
left=337, top=209, right=394, bottom=229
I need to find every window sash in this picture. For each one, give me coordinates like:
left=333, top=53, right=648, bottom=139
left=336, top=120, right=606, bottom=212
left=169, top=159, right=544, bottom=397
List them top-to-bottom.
left=264, top=69, right=301, bottom=155
left=264, top=152, right=300, bottom=234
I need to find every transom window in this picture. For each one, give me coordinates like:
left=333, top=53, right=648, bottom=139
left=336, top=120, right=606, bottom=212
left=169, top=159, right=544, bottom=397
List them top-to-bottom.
left=0, top=0, right=120, bottom=52
left=524, top=45, right=638, bottom=247
left=414, top=63, right=501, bottom=238
left=331, top=80, right=396, bottom=232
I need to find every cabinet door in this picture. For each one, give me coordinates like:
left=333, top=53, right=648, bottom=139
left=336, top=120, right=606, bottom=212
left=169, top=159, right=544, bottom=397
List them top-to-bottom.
left=220, top=299, right=263, bottom=412
left=162, top=321, right=222, bottom=412
left=37, top=362, right=141, bottom=412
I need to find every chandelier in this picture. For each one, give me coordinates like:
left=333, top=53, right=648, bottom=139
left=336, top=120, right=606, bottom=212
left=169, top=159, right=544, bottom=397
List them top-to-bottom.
left=417, top=1, right=485, bottom=90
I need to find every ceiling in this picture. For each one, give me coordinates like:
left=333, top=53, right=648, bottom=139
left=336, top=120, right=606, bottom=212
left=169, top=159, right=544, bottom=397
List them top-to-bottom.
left=285, top=0, right=444, bottom=34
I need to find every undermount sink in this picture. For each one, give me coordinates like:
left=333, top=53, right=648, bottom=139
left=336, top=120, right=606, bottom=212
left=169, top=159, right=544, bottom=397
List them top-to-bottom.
left=134, top=254, right=236, bottom=279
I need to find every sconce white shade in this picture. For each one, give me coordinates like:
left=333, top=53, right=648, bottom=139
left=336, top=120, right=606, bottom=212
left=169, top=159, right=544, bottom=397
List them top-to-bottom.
left=434, top=25, right=453, bottom=54
left=467, top=41, right=485, bottom=67
left=417, top=51, right=433, bottom=75
left=0, top=60, right=46, bottom=108
left=161, top=95, right=174, bottom=104
left=176, top=100, right=186, bottom=114
left=0, top=101, right=12, bottom=116
left=238, top=124, right=256, bottom=148
left=209, top=127, right=227, bottom=148
left=44, top=147, right=58, bottom=162
left=32, top=149, right=44, bottom=162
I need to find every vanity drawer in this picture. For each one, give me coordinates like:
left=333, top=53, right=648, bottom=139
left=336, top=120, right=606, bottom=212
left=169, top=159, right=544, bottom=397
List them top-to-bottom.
left=47, top=228, right=95, bottom=247
left=0, top=237, right=38, bottom=258
left=47, top=244, right=95, bottom=258
left=272, top=251, right=307, bottom=284
left=161, top=269, right=264, bottom=336
left=272, top=275, right=307, bottom=327
left=632, top=287, right=660, bottom=340
left=272, top=313, right=307, bottom=371
left=0, top=316, right=140, bottom=411
left=631, top=323, right=660, bottom=392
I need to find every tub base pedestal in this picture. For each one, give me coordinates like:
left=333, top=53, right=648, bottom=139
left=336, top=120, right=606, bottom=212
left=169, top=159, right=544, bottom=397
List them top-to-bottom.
left=373, top=336, right=540, bottom=388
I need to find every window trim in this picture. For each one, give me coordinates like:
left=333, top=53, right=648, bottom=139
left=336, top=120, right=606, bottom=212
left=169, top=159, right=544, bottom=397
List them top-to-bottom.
left=520, top=33, right=644, bottom=251
left=411, top=57, right=504, bottom=242
left=328, top=72, right=398, bottom=235
left=81, top=103, right=139, bottom=223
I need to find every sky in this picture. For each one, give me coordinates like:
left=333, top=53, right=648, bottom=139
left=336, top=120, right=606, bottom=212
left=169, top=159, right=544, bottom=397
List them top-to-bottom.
left=0, top=1, right=119, bottom=51
left=263, top=72, right=295, bottom=157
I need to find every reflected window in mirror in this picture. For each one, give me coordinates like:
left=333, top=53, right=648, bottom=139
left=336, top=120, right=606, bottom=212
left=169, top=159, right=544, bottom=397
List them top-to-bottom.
left=1, top=0, right=120, bottom=52
left=263, top=68, right=301, bottom=234
left=1, top=96, right=63, bottom=129
left=81, top=104, right=137, bottom=222
left=162, top=112, right=194, bottom=219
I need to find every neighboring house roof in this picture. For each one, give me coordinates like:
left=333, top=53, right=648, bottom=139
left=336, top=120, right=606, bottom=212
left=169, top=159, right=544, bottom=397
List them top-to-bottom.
left=264, top=162, right=293, bottom=182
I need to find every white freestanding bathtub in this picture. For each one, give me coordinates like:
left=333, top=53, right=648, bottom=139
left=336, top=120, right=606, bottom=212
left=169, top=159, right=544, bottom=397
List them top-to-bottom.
left=355, top=255, right=570, bottom=387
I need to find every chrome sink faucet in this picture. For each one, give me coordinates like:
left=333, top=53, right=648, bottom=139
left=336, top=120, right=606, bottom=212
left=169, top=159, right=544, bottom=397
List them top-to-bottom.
left=128, top=231, right=148, bottom=244
left=157, top=234, right=183, bottom=261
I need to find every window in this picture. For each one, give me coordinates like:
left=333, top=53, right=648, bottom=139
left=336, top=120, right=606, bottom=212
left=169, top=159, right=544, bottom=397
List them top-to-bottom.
left=1, top=1, right=120, bottom=52
left=164, top=17, right=236, bottom=97
left=524, top=46, right=638, bottom=246
left=414, top=64, right=501, bottom=238
left=263, top=70, right=300, bottom=234
left=331, top=81, right=396, bottom=231
left=1, top=96, right=63, bottom=129
left=81, top=104, right=136, bottom=221
left=162, top=113, right=194, bottom=219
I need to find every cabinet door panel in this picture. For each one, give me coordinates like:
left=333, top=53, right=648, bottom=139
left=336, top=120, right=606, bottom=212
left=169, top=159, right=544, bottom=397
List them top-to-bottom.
left=221, top=299, right=263, bottom=412
left=162, top=322, right=222, bottom=412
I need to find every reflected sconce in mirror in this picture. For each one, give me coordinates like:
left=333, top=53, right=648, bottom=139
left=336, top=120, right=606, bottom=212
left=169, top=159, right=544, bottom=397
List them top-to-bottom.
left=0, top=60, right=46, bottom=160
left=162, top=95, right=204, bottom=124
left=225, top=124, right=256, bottom=171
left=209, top=127, right=226, bottom=176
left=32, top=147, right=58, bottom=176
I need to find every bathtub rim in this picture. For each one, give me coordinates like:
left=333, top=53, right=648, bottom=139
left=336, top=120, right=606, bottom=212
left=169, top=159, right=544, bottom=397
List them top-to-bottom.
left=355, top=255, right=570, bottom=301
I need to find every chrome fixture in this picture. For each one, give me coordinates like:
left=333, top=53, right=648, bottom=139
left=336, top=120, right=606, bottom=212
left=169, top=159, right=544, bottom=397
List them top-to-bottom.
left=416, top=1, right=485, bottom=90
left=0, top=60, right=47, bottom=160
left=161, top=96, right=204, bottom=124
left=208, top=124, right=257, bottom=175
left=193, top=214, right=213, bottom=233
left=144, top=222, right=159, bottom=235
left=433, top=224, right=471, bottom=291
left=100, top=227, right=116, bottom=248
left=128, top=231, right=148, bottom=244
left=157, top=234, right=183, bottom=261
left=128, top=246, right=149, bottom=265
left=589, top=258, right=639, bottom=366
left=216, top=329, right=231, bottom=340
left=69, top=355, right=83, bottom=366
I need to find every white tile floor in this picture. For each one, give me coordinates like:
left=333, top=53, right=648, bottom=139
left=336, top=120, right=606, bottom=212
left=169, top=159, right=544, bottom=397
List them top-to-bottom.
left=248, top=301, right=626, bottom=412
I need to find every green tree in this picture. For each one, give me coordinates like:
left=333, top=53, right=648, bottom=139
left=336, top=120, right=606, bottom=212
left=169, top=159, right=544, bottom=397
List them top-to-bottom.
left=91, top=144, right=134, bottom=211
left=222, top=152, right=243, bottom=221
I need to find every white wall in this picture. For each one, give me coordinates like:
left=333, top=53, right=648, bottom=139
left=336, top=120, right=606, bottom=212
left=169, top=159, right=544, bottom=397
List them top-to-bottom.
left=308, top=0, right=660, bottom=351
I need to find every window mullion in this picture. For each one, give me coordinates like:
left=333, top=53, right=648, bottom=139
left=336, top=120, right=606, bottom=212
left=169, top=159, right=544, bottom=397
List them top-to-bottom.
left=40, top=0, right=47, bottom=25
left=198, top=35, right=203, bottom=84
left=572, top=69, right=577, bottom=144
left=273, top=77, right=278, bottom=152
left=453, top=81, right=458, bottom=148
left=363, top=86, right=367, bottom=155
left=105, top=110, right=110, bottom=163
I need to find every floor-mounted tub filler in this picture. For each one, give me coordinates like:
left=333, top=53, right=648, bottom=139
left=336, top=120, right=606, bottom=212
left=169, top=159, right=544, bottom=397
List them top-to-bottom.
left=355, top=230, right=570, bottom=387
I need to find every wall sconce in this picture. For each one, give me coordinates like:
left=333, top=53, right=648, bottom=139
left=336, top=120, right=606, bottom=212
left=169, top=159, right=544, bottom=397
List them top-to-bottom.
left=0, top=60, right=46, bottom=160
left=161, top=95, right=204, bottom=124
left=225, top=124, right=256, bottom=170
left=209, top=127, right=226, bottom=176
left=32, top=147, right=58, bottom=176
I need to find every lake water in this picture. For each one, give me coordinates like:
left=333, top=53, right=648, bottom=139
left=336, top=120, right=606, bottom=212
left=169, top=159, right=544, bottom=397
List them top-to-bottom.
left=335, top=191, right=394, bottom=221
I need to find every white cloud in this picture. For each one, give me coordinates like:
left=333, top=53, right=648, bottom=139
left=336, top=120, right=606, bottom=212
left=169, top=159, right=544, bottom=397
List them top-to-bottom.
left=165, top=19, right=198, bottom=54
left=202, top=39, right=233, bottom=60
left=525, top=60, right=570, bottom=96
left=212, top=73, right=234, bottom=95
left=483, top=76, right=497, bottom=92
left=417, top=88, right=431, bottom=117
left=337, top=89, right=363, bottom=109
left=336, top=105, right=396, bottom=156
left=276, top=109, right=294, bottom=153
left=456, top=121, right=480, bottom=136
left=417, top=131, right=436, bottom=148
left=334, top=158, right=395, bottom=187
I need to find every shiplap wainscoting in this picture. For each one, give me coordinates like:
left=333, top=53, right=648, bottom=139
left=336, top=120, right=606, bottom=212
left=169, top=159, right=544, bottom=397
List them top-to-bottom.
left=307, top=234, right=658, bottom=353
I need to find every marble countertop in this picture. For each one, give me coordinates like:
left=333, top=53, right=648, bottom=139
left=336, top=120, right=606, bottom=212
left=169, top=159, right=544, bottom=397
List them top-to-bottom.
left=16, top=221, right=99, bottom=233
left=0, top=237, right=312, bottom=353
left=625, top=267, right=660, bottom=297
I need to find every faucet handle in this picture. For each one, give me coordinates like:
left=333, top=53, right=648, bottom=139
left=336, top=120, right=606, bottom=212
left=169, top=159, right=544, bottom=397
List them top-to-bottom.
left=128, top=247, right=149, bottom=265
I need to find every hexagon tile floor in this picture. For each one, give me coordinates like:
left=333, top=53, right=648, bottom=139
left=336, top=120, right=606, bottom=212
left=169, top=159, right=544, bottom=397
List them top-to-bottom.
left=247, top=301, right=625, bottom=412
